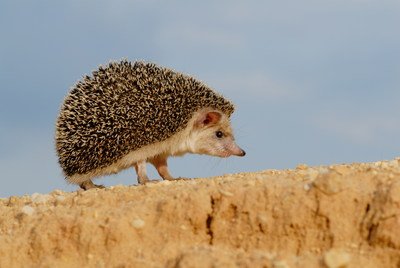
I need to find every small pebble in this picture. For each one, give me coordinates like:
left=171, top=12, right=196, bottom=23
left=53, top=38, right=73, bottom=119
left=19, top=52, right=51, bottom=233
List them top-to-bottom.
left=296, top=164, right=308, bottom=170
left=333, top=165, right=350, bottom=175
left=318, top=168, right=330, bottom=175
left=313, top=172, right=345, bottom=195
left=303, top=183, right=311, bottom=191
left=51, top=189, right=64, bottom=195
left=219, top=189, right=233, bottom=197
left=31, top=193, right=50, bottom=204
left=55, top=195, right=66, bottom=202
left=21, top=205, right=35, bottom=216
left=257, top=214, right=268, bottom=224
left=132, top=218, right=145, bottom=229
left=350, top=243, right=358, bottom=249
left=324, top=249, right=351, bottom=268
left=272, top=260, right=289, bottom=268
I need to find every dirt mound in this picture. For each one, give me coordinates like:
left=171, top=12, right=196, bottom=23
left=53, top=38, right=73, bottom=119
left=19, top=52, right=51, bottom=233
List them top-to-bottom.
left=1, top=159, right=400, bottom=267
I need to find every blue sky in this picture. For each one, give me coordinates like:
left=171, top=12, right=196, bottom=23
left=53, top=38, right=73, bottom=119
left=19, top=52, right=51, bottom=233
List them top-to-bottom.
left=1, top=0, right=400, bottom=197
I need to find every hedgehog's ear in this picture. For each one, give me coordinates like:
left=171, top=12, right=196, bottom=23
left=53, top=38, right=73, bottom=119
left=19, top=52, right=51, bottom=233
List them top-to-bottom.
left=195, top=111, right=222, bottom=128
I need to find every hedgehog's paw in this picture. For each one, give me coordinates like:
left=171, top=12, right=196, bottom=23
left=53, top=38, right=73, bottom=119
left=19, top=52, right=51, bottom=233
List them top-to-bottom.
left=161, top=175, right=175, bottom=181
left=137, top=176, right=150, bottom=185
left=79, top=180, right=105, bottom=190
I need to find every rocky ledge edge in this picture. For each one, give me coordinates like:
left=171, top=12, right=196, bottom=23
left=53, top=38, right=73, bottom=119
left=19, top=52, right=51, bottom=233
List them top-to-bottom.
left=1, top=159, right=400, bottom=268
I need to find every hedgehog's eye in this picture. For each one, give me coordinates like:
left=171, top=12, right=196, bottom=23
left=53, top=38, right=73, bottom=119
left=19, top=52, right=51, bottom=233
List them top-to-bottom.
left=215, top=131, right=224, bottom=138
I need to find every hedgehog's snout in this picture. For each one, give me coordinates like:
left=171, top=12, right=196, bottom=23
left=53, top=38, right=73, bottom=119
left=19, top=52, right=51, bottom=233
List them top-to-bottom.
left=224, top=140, right=246, bottom=157
left=232, top=146, right=246, bottom=157
left=238, top=148, right=246, bottom=157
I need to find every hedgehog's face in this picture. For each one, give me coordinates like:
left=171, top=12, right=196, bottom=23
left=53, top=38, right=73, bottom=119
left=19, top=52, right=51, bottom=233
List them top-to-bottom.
left=189, top=110, right=245, bottom=158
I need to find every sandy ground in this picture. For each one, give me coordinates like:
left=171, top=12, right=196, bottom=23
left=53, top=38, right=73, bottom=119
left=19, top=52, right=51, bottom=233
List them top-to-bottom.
left=1, top=159, right=400, bottom=268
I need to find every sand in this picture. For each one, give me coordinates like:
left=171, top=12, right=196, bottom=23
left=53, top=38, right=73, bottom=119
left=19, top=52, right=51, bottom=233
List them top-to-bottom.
left=1, top=159, right=400, bottom=267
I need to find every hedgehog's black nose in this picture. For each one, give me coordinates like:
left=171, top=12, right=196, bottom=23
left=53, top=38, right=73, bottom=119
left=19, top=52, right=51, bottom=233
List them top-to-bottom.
left=239, top=149, right=246, bottom=157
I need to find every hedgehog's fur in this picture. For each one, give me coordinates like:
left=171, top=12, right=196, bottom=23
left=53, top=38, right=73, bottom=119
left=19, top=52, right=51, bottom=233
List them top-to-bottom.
left=56, top=60, right=235, bottom=182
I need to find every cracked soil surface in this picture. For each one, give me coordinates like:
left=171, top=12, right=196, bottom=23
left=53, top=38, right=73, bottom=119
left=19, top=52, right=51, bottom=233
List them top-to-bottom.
left=1, top=159, right=400, bottom=267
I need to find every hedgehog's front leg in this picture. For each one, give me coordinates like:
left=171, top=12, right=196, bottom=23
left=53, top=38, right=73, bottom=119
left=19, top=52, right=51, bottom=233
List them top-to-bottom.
left=149, top=155, right=174, bottom=181
left=134, top=160, right=150, bottom=184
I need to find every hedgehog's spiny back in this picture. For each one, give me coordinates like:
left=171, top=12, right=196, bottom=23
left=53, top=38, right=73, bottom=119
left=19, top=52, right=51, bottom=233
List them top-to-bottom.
left=56, top=60, right=234, bottom=177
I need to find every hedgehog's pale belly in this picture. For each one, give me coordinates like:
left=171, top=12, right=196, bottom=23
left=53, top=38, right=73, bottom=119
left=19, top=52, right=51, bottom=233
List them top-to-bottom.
left=67, top=116, right=199, bottom=184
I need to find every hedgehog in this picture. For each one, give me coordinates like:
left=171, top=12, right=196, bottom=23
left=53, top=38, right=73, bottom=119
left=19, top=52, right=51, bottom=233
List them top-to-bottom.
left=55, top=60, right=245, bottom=190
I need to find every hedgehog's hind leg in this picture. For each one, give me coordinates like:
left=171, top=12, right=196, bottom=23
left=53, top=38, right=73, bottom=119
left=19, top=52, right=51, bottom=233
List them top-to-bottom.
left=149, top=155, right=174, bottom=181
left=134, top=160, right=150, bottom=184
left=79, top=180, right=105, bottom=190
